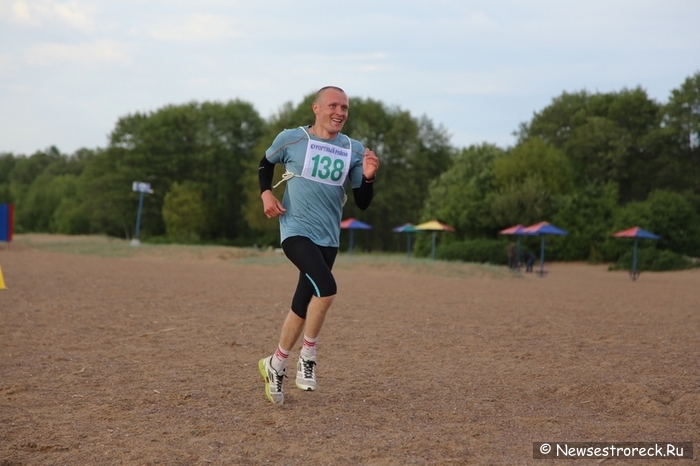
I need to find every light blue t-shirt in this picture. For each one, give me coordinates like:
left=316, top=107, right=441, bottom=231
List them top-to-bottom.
left=265, top=126, right=365, bottom=247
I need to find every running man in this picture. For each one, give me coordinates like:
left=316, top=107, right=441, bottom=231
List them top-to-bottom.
left=257, top=86, right=379, bottom=404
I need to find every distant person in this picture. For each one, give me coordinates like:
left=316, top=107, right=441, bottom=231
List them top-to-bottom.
left=256, top=86, right=379, bottom=404
left=506, top=242, right=517, bottom=269
left=523, top=249, right=536, bottom=273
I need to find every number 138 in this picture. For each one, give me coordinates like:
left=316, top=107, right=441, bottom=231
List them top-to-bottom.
left=311, top=154, right=344, bottom=182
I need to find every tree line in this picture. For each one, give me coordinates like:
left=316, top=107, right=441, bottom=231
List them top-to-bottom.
left=1, top=73, right=699, bottom=266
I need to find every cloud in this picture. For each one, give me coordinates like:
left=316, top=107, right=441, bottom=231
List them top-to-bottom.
left=0, top=0, right=96, bottom=32
left=149, top=14, right=244, bottom=42
left=24, top=40, right=131, bottom=67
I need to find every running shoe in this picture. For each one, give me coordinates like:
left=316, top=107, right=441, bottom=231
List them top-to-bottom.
left=258, top=356, right=285, bottom=404
left=295, top=356, right=317, bottom=391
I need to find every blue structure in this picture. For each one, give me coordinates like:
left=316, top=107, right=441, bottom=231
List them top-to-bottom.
left=131, top=182, right=153, bottom=246
left=0, top=204, right=13, bottom=243
left=340, top=218, right=372, bottom=255
left=522, top=222, right=568, bottom=277
left=393, top=223, right=417, bottom=258
left=613, top=227, right=661, bottom=281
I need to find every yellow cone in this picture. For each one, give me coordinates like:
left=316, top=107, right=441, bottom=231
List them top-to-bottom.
left=0, top=265, right=5, bottom=290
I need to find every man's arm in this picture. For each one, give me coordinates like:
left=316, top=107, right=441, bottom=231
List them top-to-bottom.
left=352, top=148, right=379, bottom=210
left=258, top=155, right=286, bottom=218
left=258, top=155, right=275, bottom=193
left=352, top=175, right=375, bottom=210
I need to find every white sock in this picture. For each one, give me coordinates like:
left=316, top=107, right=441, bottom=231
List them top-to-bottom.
left=300, top=335, right=317, bottom=360
left=271, top=345, right=290, bottom=372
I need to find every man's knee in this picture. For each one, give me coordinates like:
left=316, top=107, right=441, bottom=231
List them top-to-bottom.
left=306, top=272, right=336, bottom=298
left=291, top=294, right=335, bottom=319
left=314, top=294, right=335, bottom=307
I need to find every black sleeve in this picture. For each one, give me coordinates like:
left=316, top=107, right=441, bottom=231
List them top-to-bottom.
left=258, top=155, right=275, bottom=193
left=352, top=175, right=375, bottom=210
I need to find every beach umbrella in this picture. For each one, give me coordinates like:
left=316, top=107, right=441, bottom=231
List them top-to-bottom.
left=340, top=218, right=372, bottom=255
left=414, top=220, right=455, bottom=260
left=521, top=222, right=568, bottom=277
left=393, top=223, right=418, bottom=258
left=498, top=224, right=537, bottom=267
left=612, top=227, right=661, bottom=281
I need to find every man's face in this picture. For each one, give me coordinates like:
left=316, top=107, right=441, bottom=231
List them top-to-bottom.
left=313, top=89, right=349, bottom=135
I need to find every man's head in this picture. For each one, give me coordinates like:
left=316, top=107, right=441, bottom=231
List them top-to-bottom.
left=312, top=86, right=348, bottom=138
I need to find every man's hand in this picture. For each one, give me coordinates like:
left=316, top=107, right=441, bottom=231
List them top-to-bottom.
left=363, top=148, right=379, bottom=180
left=261, top=190, right=286, bottom=218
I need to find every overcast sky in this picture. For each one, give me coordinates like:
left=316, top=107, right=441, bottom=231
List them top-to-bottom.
left=1, top=0, right=699, bottom=156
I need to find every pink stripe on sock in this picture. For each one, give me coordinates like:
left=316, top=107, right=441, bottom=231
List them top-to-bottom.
left=303, top=338, right=316, bottom=349
left=274, top=346, right=289, bottom=360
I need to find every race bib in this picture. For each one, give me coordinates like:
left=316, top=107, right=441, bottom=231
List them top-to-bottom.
left=300, top=136, right=351, bottom=187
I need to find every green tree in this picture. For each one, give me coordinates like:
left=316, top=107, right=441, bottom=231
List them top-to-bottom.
left=648, top=72, right=700, bottom=198
left=664, top=72, right=700, bottom=150
left=517, top=88, right=661, bottom=202
left=517, top=91, right=591, bottom=148
left=102, top=100, right=265, bottom=240
left=565, top=117, right=630, bottom=186
left=481, top=138, right=575, bottom=232
left=492, top=138, right=575, bottom=195
left=422, top=144, right=504, bottom=239
left=9, top=146, right=93, bottom=233
left=75, top=146, right=141, bottom=238
left=6, top=147, right=64, bottom=226
left=0, top=153, right=16, bottom=203
left=0, top=153, right=16, bottom=184
left=17, top=173, right=79, bottom=232
left=487, top=175, right=554, bottom=231
left=162, top=182, right=207, bottom=242
left=549, top=183, right=619, bottom=261
left=603, top=189, right=700, bottom=260
left=644, top=190, right=700, bottom=256
left=52, top=197, right=91, bottom=234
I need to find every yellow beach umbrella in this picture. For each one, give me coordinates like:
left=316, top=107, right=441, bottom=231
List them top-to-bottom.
left=414, top=220, right=455, bottom=259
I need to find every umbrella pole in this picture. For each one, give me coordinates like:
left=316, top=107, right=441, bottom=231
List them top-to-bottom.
left=349, top=230, right=354, bottom=255
left=431, top=232, right=436, bottom=260
left=407, top=234, right=412, bottom=259
left=539, top=235, right=545, bottom=276
left=516, top=236, right=522, bottom=268
left=632, top=238, right=638, bottom=280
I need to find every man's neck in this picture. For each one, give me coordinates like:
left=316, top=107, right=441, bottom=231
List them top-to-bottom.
left=309, top=125, right=337, bottom=140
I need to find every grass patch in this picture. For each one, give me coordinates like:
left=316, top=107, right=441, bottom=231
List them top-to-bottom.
left=12, top=234, right=517, bottom=278
left=335, top=252, right=515, bottom=279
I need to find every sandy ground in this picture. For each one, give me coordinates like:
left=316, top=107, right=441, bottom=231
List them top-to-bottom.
left=0, top=235, right=698, bottom=465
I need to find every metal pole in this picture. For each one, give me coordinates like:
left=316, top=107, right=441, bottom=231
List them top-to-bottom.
left=134, top=191, right=145, bottom=239
left=431, top=231, right=436, bottom=260
left=539, top=235, right=545, bottom=276
left=632, top=238, right=638, bottom=277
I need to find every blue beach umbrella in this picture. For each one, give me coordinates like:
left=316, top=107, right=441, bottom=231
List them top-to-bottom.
left=340, top=218, right=372, bottom=255
left=521, top=222, right=568, bottom=277
left=393, top=223, right=417, bottom=258
left=612, top=227, right=661, bottom=281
